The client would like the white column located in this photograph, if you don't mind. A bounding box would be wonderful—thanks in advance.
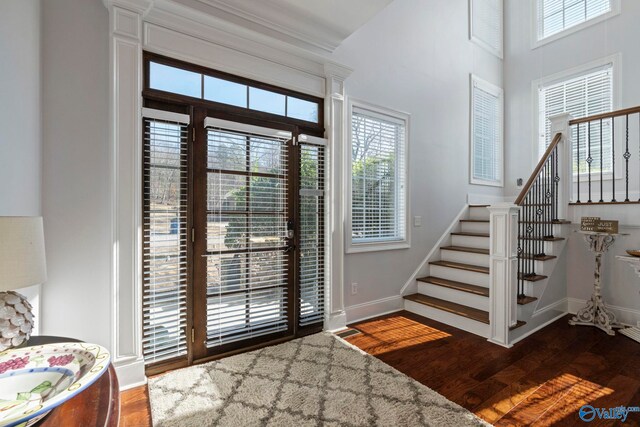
[324,63,351,330]
[549,113,573,217]
[488,204,520,347]
[105,1,148,389]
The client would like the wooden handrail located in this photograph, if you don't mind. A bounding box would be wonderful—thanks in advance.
[514,132,562,206]
[568,105,640,125]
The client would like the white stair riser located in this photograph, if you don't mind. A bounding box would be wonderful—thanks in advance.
[430,265,489,287]
[404,300,490,338]
[441,250,489,268]
[469,207,490,220]
[461,221,490,234]
[418,283,489,311]
[519,241,555,254]
[452,235,490,250]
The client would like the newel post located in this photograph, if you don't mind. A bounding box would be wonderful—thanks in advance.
[549,113,574,217]
[487,204,520,347]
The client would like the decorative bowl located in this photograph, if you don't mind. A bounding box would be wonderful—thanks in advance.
[627,250,640,257]
[0,342,110,427]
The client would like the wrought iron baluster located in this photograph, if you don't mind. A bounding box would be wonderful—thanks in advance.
[599,118,604,202]
[624,114,630,202]
[588,121,592,202]
[612,117,616,202]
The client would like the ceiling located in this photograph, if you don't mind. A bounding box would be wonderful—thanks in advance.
[175,0,395,54]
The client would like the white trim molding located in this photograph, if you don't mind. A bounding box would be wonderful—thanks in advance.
[532,0,621,49]
[345,295,404,324]
[345,98,411,254]
[470,75,504,187]
[104,0,353,389]
[568,297,640,327]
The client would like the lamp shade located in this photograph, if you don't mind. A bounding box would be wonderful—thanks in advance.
[0,217,47,291]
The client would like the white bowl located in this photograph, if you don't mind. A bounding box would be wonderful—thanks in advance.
[0,342,110,427]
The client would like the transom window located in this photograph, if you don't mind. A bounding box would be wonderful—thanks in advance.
[536,0,618,42]
[347,100,409,252]
[147,58,320,124]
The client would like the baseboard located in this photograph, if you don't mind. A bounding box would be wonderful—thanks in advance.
[325,310,347,331]
[533,297,568,318]
[114,357,147,391]
[345,295,404,324]
[399,204,469,296]
[509,310,569,346]
[568,297,640,326]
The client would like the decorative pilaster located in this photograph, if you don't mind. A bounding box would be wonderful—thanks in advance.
[105,0,147,388]
[487,204,520,347]
[324,63,352,330]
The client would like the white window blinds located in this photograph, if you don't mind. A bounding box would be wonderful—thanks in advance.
[351,107,407,245]
[142,110,190,365]
[538,63,613,173]
[471,77,503,186]
[471,0,503,57]
[537,0,612,40]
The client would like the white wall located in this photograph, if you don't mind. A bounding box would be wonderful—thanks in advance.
[0,0,41,216]
[41,0,111,348]
[504,0,640,197]
[332,0,503,320]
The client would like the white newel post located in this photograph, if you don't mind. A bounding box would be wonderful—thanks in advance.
[549,113,574,216]
[324,64,351,331]
[488,204,520,347]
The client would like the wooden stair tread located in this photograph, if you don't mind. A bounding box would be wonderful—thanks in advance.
[460,219,489,223]
[417,276,490,297]
[510,320,526,330]
[429,260,490,274]
[517,296,538,305]
[518,273,547,282]
[519,236,565,241]
[518,253,557,261]
[404,294,489,324]
[441,246,489,255]
[469,204,489,208]
[450,232,490,238]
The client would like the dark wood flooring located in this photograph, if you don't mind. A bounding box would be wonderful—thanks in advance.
[120,311,640,426]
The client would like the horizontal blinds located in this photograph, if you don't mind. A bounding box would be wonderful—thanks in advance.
[299,139,325,327]
[351,108,406,244]
[539,64,613,173]
[142,113,189,364]
[471,0,503,56]
[472,80,503,183]
[205,120,290,347]
[538,0,611,40]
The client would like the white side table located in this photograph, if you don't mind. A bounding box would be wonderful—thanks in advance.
[616,255,640,342]
[569,231,626,335]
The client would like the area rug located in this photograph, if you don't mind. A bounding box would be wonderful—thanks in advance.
[148,333,488,426]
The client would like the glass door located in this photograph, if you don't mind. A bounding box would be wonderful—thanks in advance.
[193,116,296,359]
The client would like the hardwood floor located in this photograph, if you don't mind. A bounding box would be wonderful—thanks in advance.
[120,311,640,426]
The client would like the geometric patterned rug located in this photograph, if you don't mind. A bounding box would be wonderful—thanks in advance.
[148,333,489,426]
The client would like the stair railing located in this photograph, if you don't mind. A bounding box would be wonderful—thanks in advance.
[569,106,640,204]
[487,114,572,347]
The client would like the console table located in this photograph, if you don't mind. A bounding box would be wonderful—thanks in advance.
[616,255,640,343]
[21,336,120,426]
[569,231,626,335]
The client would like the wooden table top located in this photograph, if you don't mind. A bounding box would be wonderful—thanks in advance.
[22,336,120,427]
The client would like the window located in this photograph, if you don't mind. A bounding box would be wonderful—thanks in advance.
[536,60,614,174]
[347,100,409,252]
[146,57,321,124]
[470,0,503,58]
[535,0,620,44]
[471,76,504,187]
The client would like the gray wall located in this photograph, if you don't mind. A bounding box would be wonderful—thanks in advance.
[41,0,111,348]
[0,0,41,216]
[332,0,503,315]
